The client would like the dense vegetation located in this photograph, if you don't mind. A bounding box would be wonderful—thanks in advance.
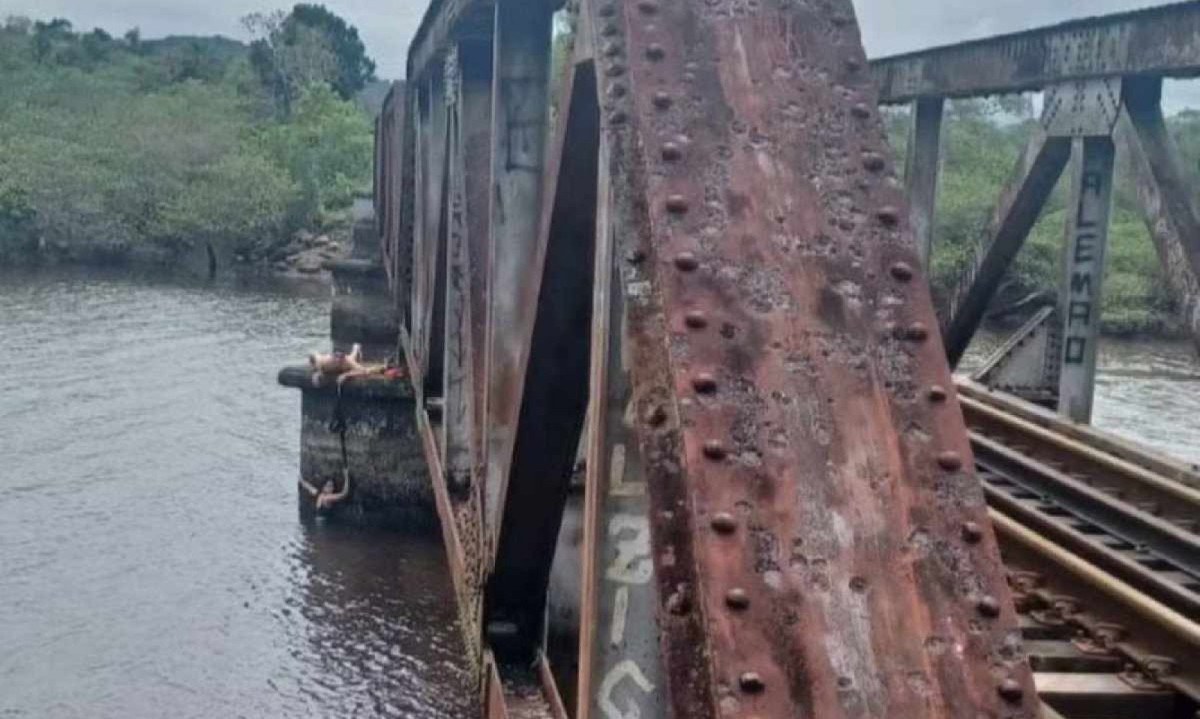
[3,8,1197,332]
[888,99,1200,335]
[0,8,375,269]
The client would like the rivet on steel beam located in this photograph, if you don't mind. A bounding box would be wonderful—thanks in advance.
[862,153,886,172]
[609,109,628,125]
[684,310,709,329]
[831,12,853,27]
[850,103,872,119]
[961,521,984,544]
[725,588,750,609]
[626,248,646,264]
[637,0,659,14]
[889,261,914,282]
[936,451,963,471]
[711,512,737,534]
[928,385,948,402]
[609,82,628,97]
[652,91,672,109]
[844,57,862,73]
[606,63,626,78]
[849,576,868,593]
[645,43,665,60]
[997,678,1024,703]
[692,372,718,394]
[703,440,728,460]
[661,142,683,161]
[597,3,617,16]
[601,23,620,37]
[643,404,668,427]
[976,596,1002,618]
[602,41,623,58]
[739,672,766,694]
[673,252,699,272]
[665,195,690,214]
[906,322,929,342]
[877,206,901,227]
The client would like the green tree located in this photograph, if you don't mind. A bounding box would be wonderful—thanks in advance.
[290,4,375,99]
[244,9,337,115]
[257,82,373,226]
[245,4,375,113]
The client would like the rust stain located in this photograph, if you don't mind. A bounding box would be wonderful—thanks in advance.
[607,0,1036,715]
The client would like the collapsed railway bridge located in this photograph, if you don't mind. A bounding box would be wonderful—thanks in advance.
[289,1,1200,717]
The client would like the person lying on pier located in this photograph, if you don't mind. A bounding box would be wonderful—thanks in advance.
[307,343,398,389]
[300,467,352,511]
[308,343,364,387]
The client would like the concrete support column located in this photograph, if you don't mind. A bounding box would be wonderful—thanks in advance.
[1057,137,1116,423]
[905,96,944,267]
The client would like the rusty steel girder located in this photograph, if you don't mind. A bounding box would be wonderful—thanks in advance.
[871,1,1200,104]
[574,0,1034,715]
[391,0,1041,716]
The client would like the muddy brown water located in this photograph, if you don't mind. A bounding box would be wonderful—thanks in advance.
[0,268,473,718]
[2,267,1198,717]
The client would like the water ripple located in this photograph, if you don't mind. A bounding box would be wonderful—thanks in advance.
[0,268,473,718]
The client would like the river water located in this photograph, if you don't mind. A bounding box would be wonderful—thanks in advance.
[0,268,473,719]
[2,269,1199,718]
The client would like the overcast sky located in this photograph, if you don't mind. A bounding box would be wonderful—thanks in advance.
[0,0,1173,83]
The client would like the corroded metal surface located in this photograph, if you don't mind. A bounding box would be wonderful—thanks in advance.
[383,0,1200,716]
[872,1,1200,103]
[585,0,1033,715]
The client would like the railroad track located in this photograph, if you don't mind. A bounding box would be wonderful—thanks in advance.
[956,380,1200,718]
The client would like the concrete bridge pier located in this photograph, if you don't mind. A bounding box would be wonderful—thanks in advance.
[278,200,433,524]
[327,200,401,362]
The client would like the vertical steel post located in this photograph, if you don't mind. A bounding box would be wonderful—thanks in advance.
[905,97,944,267]
[1125,76,1200,353]
[483,0,554,553]
[1057,137,1116,423]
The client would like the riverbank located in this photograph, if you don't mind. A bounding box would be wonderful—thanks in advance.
[0,219,355,281]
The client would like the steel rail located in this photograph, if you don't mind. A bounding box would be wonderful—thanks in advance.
[958,380,1200,490]
[976,439,1200,617]
[997,516,1200,711]
[991,508,1200,652]
[961,395,1200,525]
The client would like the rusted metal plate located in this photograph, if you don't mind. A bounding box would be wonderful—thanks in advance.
[589,0,1036,714]
[872,1,1200,104]
[971,306,1060,402]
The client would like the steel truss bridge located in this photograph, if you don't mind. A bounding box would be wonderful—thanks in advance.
[365,1,1200,716]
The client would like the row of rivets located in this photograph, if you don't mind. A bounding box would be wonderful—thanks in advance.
[635,6,766,699]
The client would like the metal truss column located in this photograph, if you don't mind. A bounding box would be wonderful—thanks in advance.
[484,0,554,557]
[1057,136,1116,423]
[1124,76,1200,354]
[905,96,944,267]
